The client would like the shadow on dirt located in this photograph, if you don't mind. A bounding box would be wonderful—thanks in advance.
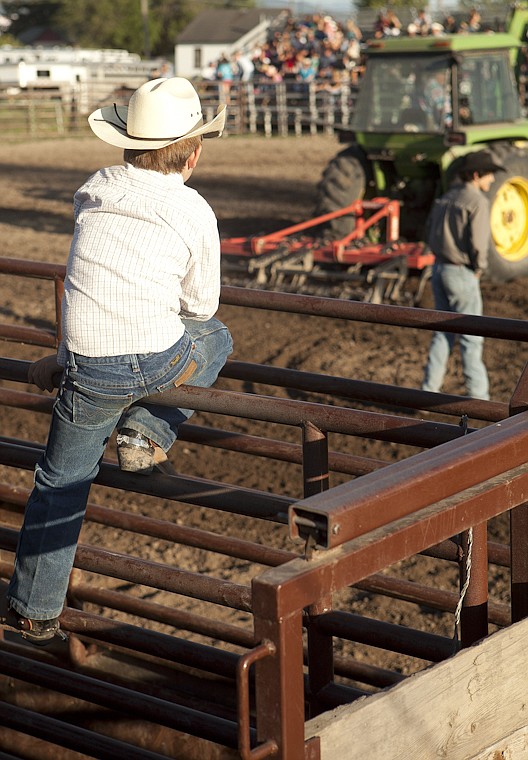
[0,207,72,235]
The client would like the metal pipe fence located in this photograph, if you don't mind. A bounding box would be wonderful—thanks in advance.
[198,80,359,138]
[0,257,527,759]
[0,80,358,139]
[5,71,528,141]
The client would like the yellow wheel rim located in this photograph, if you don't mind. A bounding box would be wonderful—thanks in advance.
[490,175,528,262]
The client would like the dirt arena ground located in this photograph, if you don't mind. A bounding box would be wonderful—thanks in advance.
[0,134,526,694]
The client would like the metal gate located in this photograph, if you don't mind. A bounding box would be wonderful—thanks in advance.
[0,257,527,759]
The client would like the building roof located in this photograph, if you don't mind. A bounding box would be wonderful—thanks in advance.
[175,8,287,45]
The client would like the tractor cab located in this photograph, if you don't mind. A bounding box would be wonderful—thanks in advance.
[352,47,522,137]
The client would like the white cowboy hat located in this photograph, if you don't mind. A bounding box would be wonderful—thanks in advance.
[88,77,226,150]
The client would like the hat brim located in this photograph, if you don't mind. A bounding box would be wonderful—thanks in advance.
[460,156,506,175]
[485,162,506,173]
[88,103,226,149]
[462,163,506,176]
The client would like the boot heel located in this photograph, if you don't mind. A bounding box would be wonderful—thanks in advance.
[116,428,155,475]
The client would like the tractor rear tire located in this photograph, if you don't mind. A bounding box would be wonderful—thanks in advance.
[314,145,372,239]
[486,143,528,282]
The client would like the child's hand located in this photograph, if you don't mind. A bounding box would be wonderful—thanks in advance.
[28,355,63,391]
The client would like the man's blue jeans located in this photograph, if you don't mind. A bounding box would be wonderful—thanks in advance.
[422,263,489,400]
[8,317,232,620]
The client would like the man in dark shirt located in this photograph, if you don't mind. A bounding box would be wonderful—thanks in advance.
[421,150,505,400]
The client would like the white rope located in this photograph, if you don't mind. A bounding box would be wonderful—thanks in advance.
[453,414,472,644]
[453,526,473,643]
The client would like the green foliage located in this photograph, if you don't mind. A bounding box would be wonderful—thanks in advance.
[55,0,145,52]
[3,2,61,35]
[143,1,195,57]
[1,0,256,57]
[0,33,21,46]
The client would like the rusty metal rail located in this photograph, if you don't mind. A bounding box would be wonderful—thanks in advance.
[0,257,527,759]
[252,448,528,756]
[0,359,474,449]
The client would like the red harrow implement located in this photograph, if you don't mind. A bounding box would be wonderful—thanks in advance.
[221,198,434,304]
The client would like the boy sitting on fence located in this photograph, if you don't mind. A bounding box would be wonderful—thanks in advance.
[3,77,233,643]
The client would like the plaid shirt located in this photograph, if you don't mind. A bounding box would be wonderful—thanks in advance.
[58,163,221,364]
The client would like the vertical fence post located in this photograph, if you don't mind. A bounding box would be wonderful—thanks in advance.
[264,108,272,138]
[277,82,288,136]
[55,100,65,135]
[253,577,306,759]
[27,100,36,137]
[302,422,333,717]
[232,82,242,134]
[511,502,528,623]
[325,95,335,135]
[302,421,329,499]
[459,521,489,647]
[509,363,528,622]
[294,108,302,136]
[340,84,351,126]
[308,83,318,135]
[246,82,257,134]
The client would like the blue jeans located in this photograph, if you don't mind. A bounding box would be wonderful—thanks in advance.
[8,317,232,620]
[422,264,489,400]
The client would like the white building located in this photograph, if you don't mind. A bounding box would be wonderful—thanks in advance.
[174,8,287,79]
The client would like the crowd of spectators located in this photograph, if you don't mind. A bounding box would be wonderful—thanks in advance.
[200,8,496,98]
[398,7,493,37]
[201,12,364,99]
[202,9,498,101]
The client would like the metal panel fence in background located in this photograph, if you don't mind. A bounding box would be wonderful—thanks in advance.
[0,79,359,139]
[0,257,527,758]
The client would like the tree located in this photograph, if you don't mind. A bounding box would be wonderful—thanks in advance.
[55,0,146,52]
[3,2,62,37]
[142,0,196,58]
[2,0,257,57]
[0,33,21,47]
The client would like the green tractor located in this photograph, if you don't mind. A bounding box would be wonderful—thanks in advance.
[315,4,528,281]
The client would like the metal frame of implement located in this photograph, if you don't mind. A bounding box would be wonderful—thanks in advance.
[221,198,435,303]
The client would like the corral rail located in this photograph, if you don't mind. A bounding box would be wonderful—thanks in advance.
[0,257,527,759]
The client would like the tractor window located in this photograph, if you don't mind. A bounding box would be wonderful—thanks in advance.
[457,53,522,125]
[352,54,452,134]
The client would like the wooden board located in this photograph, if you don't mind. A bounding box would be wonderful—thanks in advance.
[306,618,528,760]
[475,724,528,759]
